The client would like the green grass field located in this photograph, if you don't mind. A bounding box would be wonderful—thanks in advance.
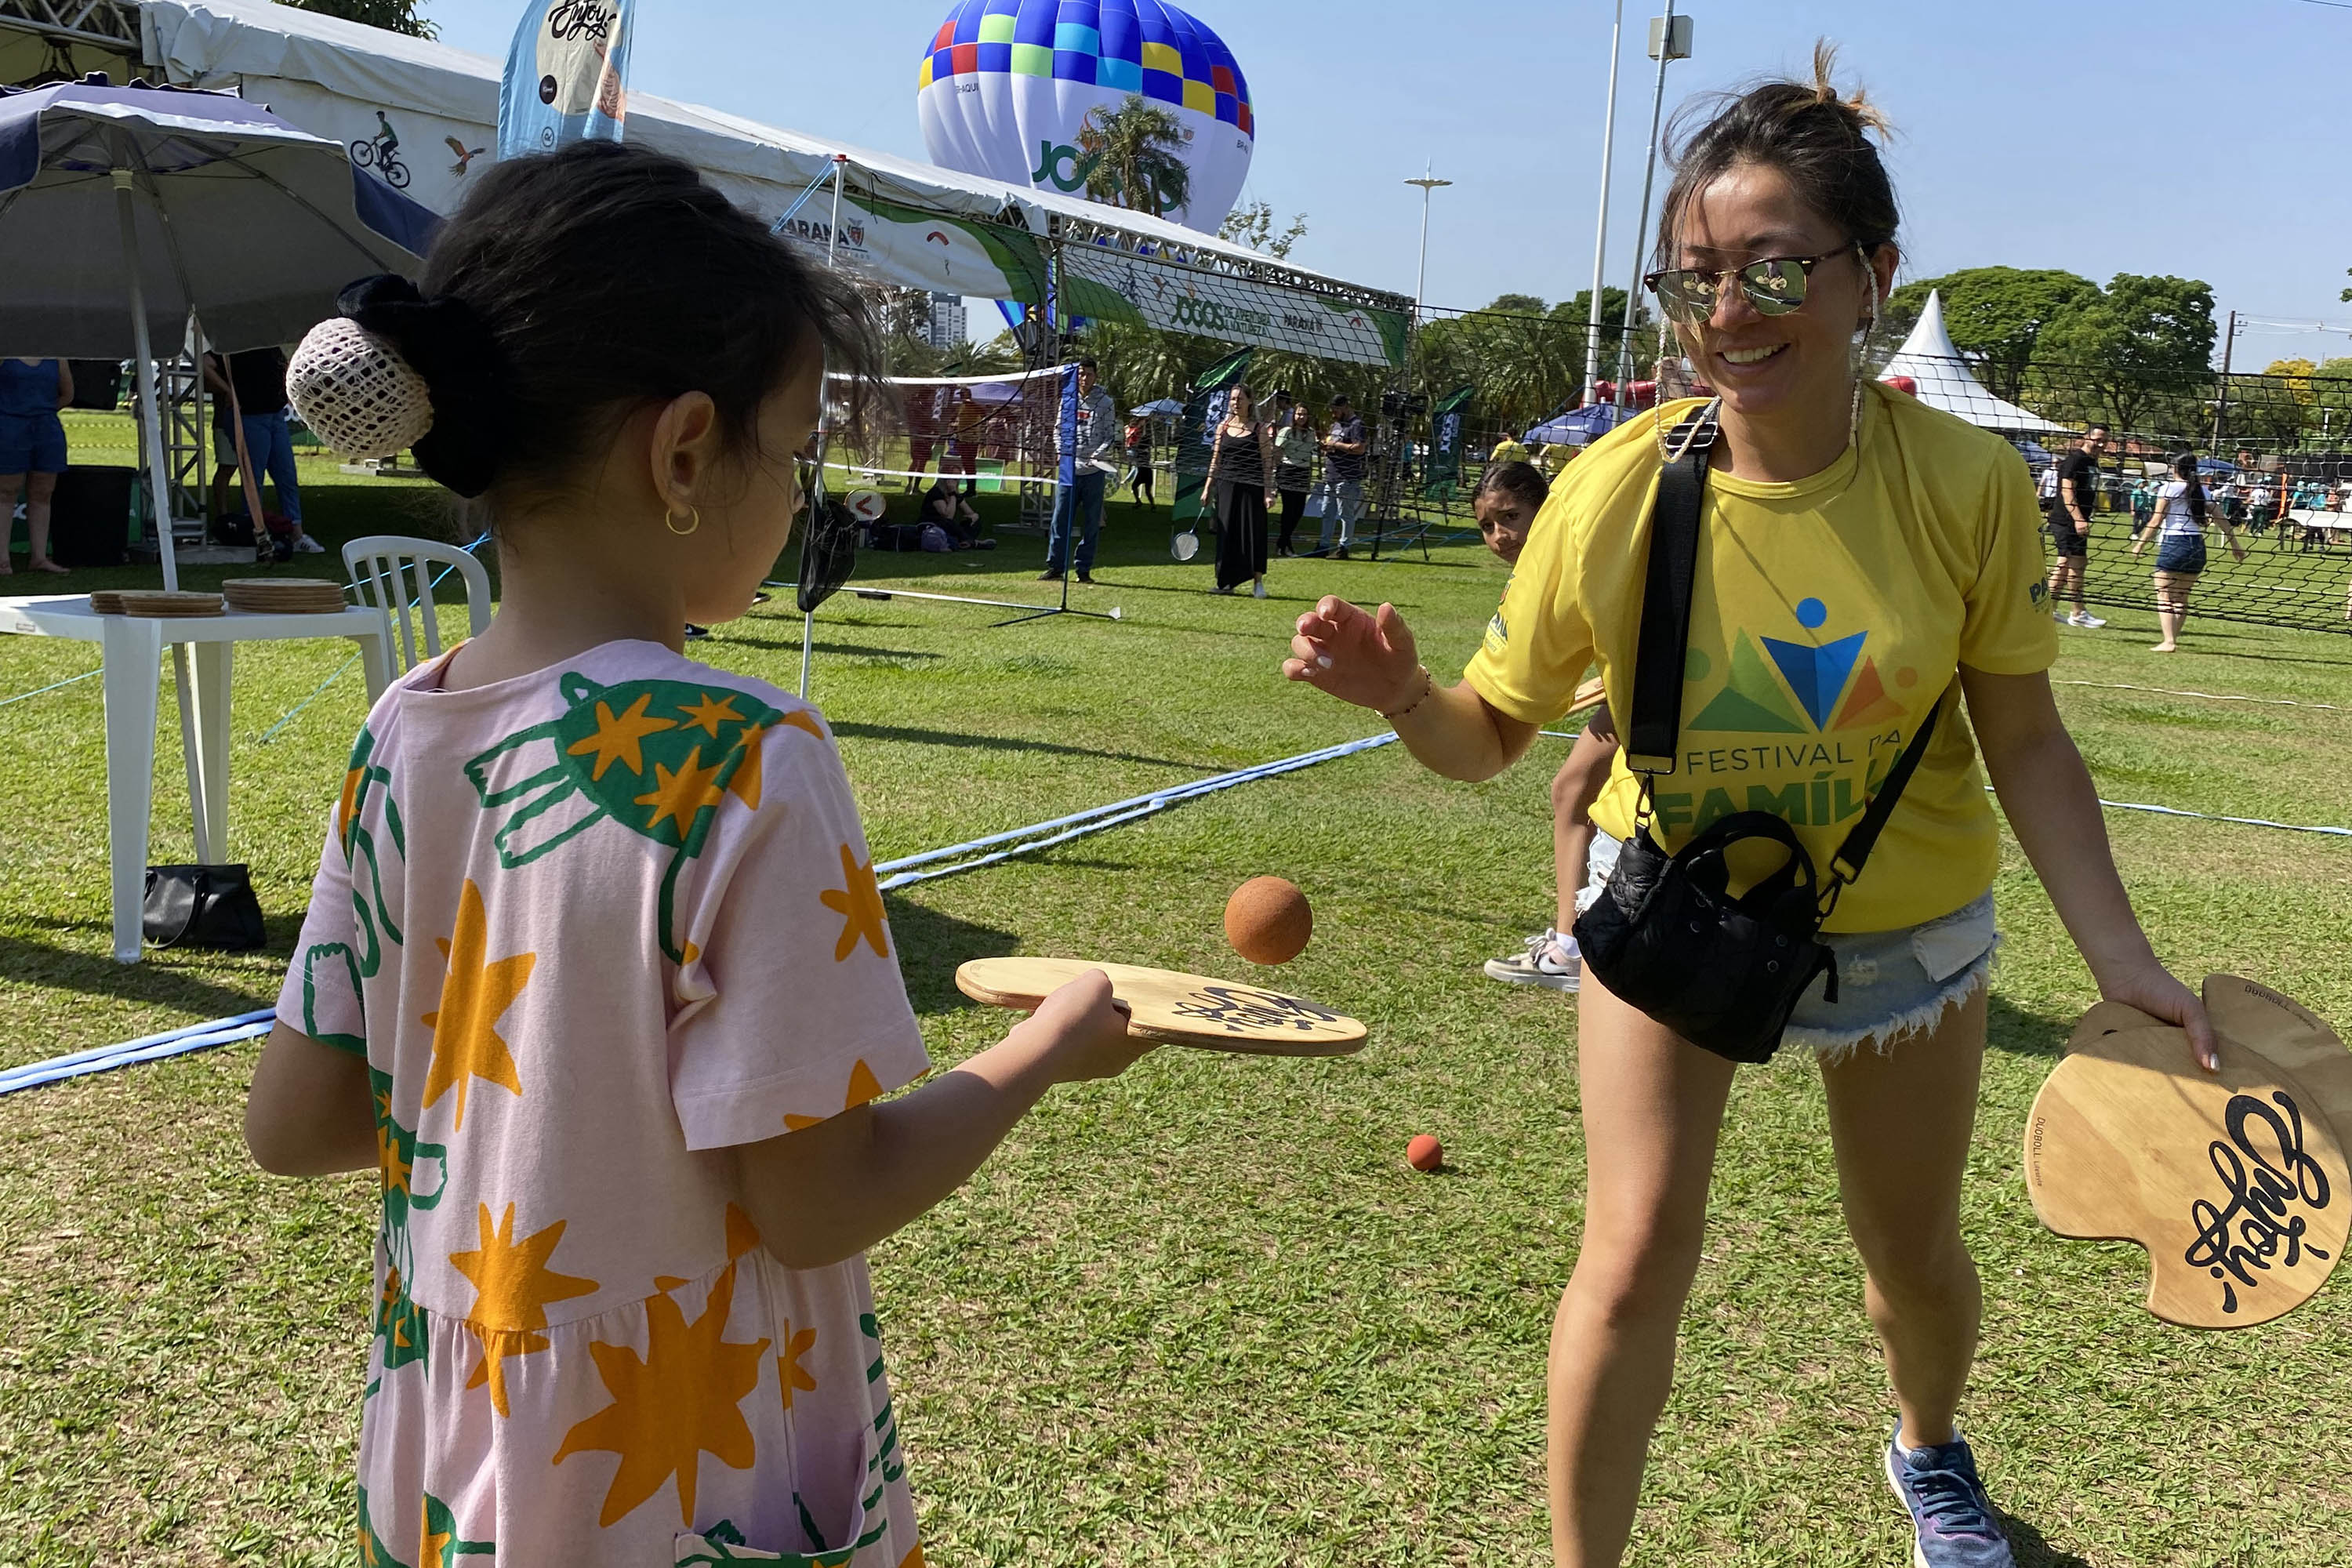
[2,465,2349,1567]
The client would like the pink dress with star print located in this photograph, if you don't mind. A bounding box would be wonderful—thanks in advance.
[276,639,931,1567]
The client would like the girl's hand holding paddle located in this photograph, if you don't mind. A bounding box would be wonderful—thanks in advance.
[1014,969,1149,1082]
[1283,595,1422,712]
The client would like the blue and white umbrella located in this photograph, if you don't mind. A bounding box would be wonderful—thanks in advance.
[0,74,439,586]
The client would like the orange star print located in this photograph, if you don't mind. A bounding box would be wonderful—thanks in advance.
[676,691,745,737]
[777,1320,818,1410]
[552,1262,771,1526]
[564,692,676,781]
[818,843,890,961]
[634,746,726,837]
[448,1202,599,1417]
[420,879,534,1131]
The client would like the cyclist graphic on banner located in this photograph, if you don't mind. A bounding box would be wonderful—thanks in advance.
[497,0,637,160]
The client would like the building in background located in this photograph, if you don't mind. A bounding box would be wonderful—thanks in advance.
[926,292,967,349]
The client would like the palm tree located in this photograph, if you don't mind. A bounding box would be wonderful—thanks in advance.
[1077,96,1192,220]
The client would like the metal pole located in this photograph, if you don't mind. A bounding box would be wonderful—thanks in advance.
[1617,1,1681,404]
[799,610,814,699]
[114,167,180,593]
[824,154,847,272]
[1406,169,1450,324]
[116,155,212,862]
[2211,308,2237,451]
[1583,0,1624,405]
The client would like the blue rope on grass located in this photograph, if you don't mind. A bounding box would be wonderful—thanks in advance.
[2,731,1404,1095]
[0,1007,274,1096]
[0,667,99,710]
[255,653,360,746]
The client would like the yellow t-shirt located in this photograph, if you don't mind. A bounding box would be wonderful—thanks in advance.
[1464,386,2060,933]
[1489,437,1532,465]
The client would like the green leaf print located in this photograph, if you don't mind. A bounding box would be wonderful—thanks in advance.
[461,672,791,963]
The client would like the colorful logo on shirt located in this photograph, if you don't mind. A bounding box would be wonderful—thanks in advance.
[1686,596,1914,735]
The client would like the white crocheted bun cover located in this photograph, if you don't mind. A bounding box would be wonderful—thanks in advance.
[286,317,434,461]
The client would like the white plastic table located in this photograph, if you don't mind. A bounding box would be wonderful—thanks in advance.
[0,593,392,963]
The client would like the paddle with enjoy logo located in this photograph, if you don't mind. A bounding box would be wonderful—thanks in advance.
[2024,976,2350,1328]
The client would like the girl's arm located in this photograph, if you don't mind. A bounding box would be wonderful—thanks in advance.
[1959,665,2218,1069]
[1283,596,1539,782]
[1200,425,1222,505]
[55,361,73,409]
[246,1022,378,1175]
[732,972,1144,1269]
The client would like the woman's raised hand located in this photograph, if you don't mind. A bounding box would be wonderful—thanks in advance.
[1283,596,1422,712]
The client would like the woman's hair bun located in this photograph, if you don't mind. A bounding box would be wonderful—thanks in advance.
[307,273,513,499]
[286,315,435,465]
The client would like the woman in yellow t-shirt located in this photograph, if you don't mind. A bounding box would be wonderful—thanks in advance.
[1280,48,2216,1568]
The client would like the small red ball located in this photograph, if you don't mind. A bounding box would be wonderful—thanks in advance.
[1406,1134,1443,1172]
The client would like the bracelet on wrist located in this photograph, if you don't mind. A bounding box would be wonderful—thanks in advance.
[1381,667,1434,722]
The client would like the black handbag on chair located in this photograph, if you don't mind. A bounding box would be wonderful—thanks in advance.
[1570,405,1944,1064]
[143,864,267,951]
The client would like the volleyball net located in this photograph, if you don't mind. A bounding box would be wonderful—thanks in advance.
[820,364,1071,497]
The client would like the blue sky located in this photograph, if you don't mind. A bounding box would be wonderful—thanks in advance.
[430,0,2352,368]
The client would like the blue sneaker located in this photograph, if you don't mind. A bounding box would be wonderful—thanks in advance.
[1883,1428,2015,1567]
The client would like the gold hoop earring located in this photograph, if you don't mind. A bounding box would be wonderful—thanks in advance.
[666,504,700,537]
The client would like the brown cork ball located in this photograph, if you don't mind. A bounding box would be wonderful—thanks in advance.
[1224,876,1312,966]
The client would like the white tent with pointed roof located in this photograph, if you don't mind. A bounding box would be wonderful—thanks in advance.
[1878,289,2070,434]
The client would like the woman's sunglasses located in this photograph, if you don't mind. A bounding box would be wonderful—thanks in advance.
[1642,249,1851,325]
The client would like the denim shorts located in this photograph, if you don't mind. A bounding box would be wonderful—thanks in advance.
[0,412,67,475]
[1581,832,1998,1060]
[2154,532,2206,574]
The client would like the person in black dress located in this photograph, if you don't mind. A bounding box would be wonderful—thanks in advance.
[1200,383,1277,597]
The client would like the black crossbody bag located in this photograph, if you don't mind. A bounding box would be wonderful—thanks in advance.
[1570,407,1944,1064]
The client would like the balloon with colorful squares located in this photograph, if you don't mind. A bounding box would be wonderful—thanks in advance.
[916,0,1255,233]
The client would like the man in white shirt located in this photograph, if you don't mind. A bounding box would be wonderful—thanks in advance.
[1043,358,1120,583]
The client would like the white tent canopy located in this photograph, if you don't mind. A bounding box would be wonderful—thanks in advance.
[116,0,1409,363]
[1878,289,2070,436]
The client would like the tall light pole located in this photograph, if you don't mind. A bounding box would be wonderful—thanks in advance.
[1617,4,1692,405]
[1406,167,1452,325]
[1583,1,1624,406]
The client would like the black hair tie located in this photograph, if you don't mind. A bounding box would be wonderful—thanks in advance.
[338,274,512,499]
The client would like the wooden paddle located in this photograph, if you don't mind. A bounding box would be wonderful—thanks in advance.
[2200,973,2352,1146]
[955,956,1366,1057]
[2025,1022,2347,1328]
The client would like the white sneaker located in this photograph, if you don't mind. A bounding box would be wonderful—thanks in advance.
[2071,612,2107,628]
[1483,930,1581,991]
[1253,579,1267,599]
[292,534,325,554]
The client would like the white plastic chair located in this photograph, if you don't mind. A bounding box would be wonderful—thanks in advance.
[343,534,493,674]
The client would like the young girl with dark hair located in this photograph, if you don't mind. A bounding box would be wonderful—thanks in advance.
[2131,451,2245,652]
[1470,461,1627,996]
[1285,45,2213,1568]
[245,142,1144,1566]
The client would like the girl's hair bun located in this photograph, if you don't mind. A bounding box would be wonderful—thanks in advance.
[286,315,435,466]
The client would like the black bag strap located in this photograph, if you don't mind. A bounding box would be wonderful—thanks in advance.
[1626,405,1719,775]
[1826,685,1945,887]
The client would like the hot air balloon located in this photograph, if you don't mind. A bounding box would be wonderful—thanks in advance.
[916,0,1254,234]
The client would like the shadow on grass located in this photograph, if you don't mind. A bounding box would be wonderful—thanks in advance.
[0,930,274,1023]
[1999,1510,2092,1568]
[830,720,1207,771]
[1987,994,2071,1061]
[717,633,943,661]
[885,896,1018,1015]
